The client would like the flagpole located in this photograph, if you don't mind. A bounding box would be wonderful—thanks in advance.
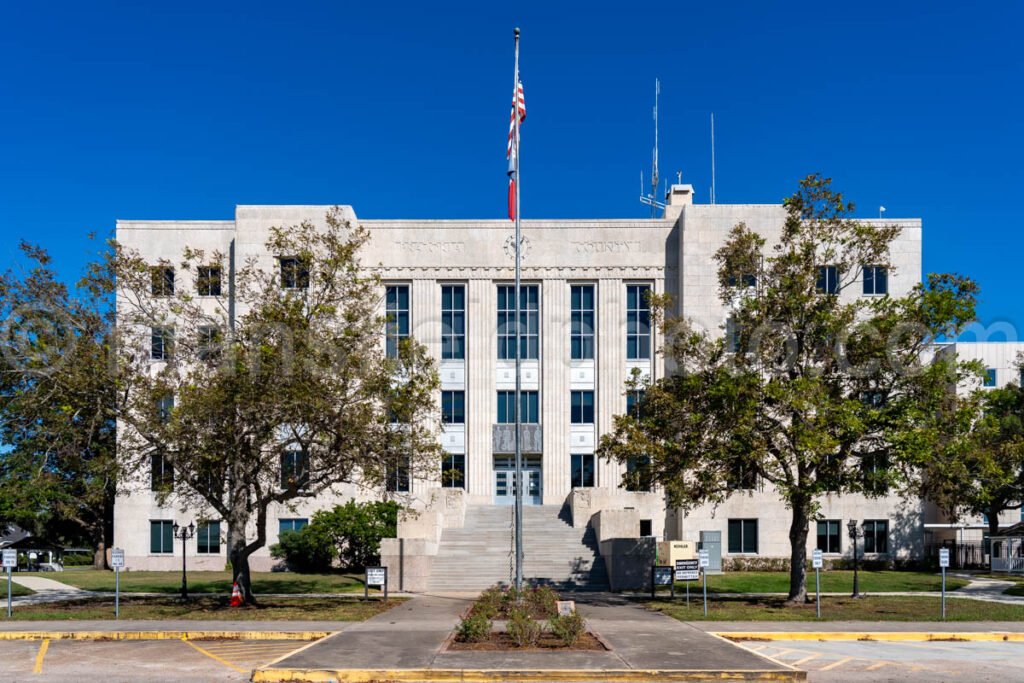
[512,26,524,593]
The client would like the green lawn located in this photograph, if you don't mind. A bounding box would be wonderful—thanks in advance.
[22,570,371,595]
[6,581,34,597]
[10,595,400,621]
[1004,584,1024,596]
[649,594,1024,621]
[656,570,967,594]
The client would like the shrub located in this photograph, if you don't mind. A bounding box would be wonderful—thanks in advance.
[456,612,492,643]
[269,528,335,573]
[548,611,585,647]
[471,586,504,619]
[525,585,559,619]
[507,606,542,648]
[311,500,400,570]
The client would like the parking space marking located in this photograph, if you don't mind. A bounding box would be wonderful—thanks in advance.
[182,638,247,674]
[791,653,821,666]
[32,639,49,674]
[866,661,890,671]
[818,656,854,671]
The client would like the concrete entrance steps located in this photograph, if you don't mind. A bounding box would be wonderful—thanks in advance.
[426,505,608,592]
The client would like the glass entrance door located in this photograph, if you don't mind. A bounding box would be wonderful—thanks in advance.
[494,456,541,505]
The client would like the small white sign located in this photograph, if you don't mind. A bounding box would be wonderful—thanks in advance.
[939,548,950,569]
[675,559,700,581]
[366,566,387,587]
[812,549,823,569]
[111,548,125,569]
[698,550,710,568]
[556,600,576,616]
[2,549,16,569]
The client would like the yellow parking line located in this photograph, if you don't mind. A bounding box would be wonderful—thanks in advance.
[866,662,889,671]
[182,637,247,674]
[819,657,854,671]
[32,639,49,674]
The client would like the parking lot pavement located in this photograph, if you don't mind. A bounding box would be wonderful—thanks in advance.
[0,638,316,682]
[737,639,1024,682]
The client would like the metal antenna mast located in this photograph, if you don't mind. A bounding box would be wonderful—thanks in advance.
[640,79,666,214]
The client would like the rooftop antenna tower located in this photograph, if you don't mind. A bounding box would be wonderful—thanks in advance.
[640,78,666,215]
[710,112,717,204]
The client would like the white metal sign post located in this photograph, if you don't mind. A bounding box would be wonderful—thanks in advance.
[698,550,710,616]
[111,548,125,619]
[3,549,16,618]
[939,548,950,619]
[812,549,823,619]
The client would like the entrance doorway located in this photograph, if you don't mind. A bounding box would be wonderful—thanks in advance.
[494,456,541,505]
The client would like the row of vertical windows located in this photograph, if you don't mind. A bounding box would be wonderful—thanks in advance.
[497,285,540,360]
[626,284,652,360]
[570,285,596,360]
[724,519,891,556]
[496,391,539,424]
[149,326,220,361]
[816,265,890,295]
[440,390,596,424]
[150,266,223,297]
[385,285,410,359]
[441,285,466,360]
[148,520,220,554]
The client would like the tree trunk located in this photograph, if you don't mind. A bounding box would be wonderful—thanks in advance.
[786,498,811,605]
[228,533,257,606]
[93,539,107,570]
[987,503,1001,539]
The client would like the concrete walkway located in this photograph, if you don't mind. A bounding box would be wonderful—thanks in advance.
[8,576,95,606]
[258,592,797,681]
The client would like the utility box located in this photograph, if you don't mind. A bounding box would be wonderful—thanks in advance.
[698,530,723,574]
[657,540,695,567]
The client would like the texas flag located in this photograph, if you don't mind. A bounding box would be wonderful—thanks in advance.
[506,80,525,221]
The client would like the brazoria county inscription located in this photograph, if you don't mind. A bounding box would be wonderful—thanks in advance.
[397,241,466,254]
[571,241,642,254]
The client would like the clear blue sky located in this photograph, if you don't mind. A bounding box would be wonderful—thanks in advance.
[1,1,1021,334]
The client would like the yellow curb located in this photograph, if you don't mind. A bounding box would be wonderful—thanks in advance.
[0,630,329,641]
[251,668,806,682]
[714,631,1024,642]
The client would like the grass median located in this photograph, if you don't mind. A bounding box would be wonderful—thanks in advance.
[9,594,401,620]
[648,594,1024,621]
[22,570,367,594]
[5,582,34,597]
[660,570,968,594]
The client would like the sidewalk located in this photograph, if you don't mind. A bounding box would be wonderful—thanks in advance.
[8,576,94,606]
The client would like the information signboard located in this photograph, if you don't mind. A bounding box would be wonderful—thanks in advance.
[1,550,15,569]
[652,566,673,586]
[366,567,387,586]
[111,548,125,569]
[812,549,823,569]
[938,548,950,569]
[675,559,699,581]
[698,550,710,568]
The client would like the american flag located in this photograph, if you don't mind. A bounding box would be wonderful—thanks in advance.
[507,80,525,221]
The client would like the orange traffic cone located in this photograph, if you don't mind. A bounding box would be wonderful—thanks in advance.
[230,581,243,607]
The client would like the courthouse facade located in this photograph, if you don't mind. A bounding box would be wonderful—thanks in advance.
[115,184,936,574]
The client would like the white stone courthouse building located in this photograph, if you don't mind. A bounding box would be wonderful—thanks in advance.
[115,184,939,589]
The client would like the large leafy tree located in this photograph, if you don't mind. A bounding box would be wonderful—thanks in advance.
[114,209,439,603]
[921,366,1024,538]
[0,242,119,566]
[599,175,978,603]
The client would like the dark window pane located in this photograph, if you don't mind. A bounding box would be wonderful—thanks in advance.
[197,267,222,296]
[151,267,175,296]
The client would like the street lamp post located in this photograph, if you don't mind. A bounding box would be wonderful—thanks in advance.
[173,521,196,602]
[847,519,863,599]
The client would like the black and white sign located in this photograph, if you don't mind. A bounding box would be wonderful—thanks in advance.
[366,566,387,587]
[938,548,950,569]
[812,549,823,569]
[653,566,673,586]
[698,550,710,568]
[111,548,125,569]
[1,549,15,569]
[675,559,699,581]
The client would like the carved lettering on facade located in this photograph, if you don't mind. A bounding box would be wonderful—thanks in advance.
[571,241,642,254]
[397,241,466,254]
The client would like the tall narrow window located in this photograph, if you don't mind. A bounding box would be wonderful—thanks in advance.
[280,451,310,490]
[816,520,842,553]
[816,265,839,294]
[626,284,651,360]
[197,521,221,554]
[863,520,889,553]
[150,267,175,296]
[727,519,758,554]
[385,285,410,359]
[570,285,595,360]
[151,327,173,361]
[150,453,174,491]
[571,453,595,488]
[386,458,410,492]
[150,520,174,554]
[441,454,465,488]
[156,394,174,423]
[627,390,646,418]
[198,325,221,361]
[279,257,309,290]
[625,456,652,492]
[196,266,222,296]
[570,390,595,424]
[862,265,888,295]
[726,317,742,353]
[984,368,997,387]
[441,390,465,424]
[726,461,757,490]
[496,390,539,423]
[441,285,465,360]
[497,285,539,360]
